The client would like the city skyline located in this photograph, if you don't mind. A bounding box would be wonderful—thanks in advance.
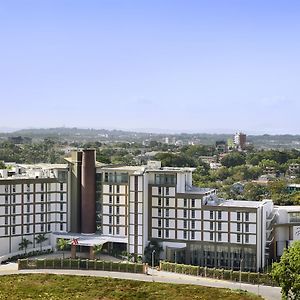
[1,1,300,134]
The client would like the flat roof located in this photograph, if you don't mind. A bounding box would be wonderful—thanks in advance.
[220,200,264,208]
[52,232,127,246]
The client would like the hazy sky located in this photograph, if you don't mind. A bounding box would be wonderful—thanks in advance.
[0,0,299,134]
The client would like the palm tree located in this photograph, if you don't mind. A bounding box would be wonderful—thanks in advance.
[35,233,47,251]
[93,244,103,260]
[57,238,69,259]
[19,238,32,255]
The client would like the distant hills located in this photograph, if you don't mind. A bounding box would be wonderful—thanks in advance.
[0,127,299,149]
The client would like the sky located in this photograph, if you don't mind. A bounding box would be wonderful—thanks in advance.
[0,0,300,134]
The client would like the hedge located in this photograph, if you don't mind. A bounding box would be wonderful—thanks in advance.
[160,261,276,286]
[18,259,145,274]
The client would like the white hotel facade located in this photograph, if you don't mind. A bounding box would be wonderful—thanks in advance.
[0,150,299,272]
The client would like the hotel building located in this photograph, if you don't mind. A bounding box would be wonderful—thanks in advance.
[0,149,300,272]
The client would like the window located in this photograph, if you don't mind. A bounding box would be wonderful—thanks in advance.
[183,220,187,229]
[109,206,112,214]
[165,208,169,217]
[12,226,16,235]
[27,184,30,192]
[158,219,162,227]
[109,226,112,234]
[27,204,30,213]
[158,208,162,217]
[158,198,162,206]
[27,215,30,223]
[218,222,222,231]
[245,235,249,243]
[116,206,120,214]
[60,183,64,191]
[116,196,120,204]
[48,194,51,201]
[12,185,16,193]
[116,216,120,225]
[218,211,222,220]
[41,214,44,222]
[237,223,241,232]
[60,213,63,221]
[60,223,63,231]
[191,199,195,208]
[184,199,187,207]
[40,183,44,191]
[165,219,169,228]
[237,212,241,221]
[26,225,30,233]
[218,233,222,241]
[158,187,162,195]
[109,216,112,224]
[5,195,8,204]
[245,223,249,232]
[210,221,214,230]
[12,206,16,214]
[5,206,8,214]
[165,229,169,238]
[183,209,187,218]
[27,194,30,202]
[41,204,44,212]
[191,210,195,218]
[60,193,64,201]
[12,195,16,203]
[166,198,169,206]
[210,211,214,219]
[12,216,16,224]
[191,231,195,240]
[245,212,249,222]
[41,194,44,201]
[116,185,120,194]
[5,216,8,225]
[116,227,120,235]
[5,227,8,235]
[60,203,64,211]
[166,187,169,195]
[210,232,213,241]
[237,234,241,243]
[109,185,112,193]
[158,229,162,238]
[109,195,112,203]
[183,230,187,239]
[4,185,8,193]
[48,224,51,231]
[40,224,44,232]
[191,220,195,229]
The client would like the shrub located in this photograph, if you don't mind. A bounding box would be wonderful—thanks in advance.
[36,259,45,269]
[135,264,144,274]
[119,262,128,272]
[104,261,111,271]
[18,259,28,269]
[96,260,104,270]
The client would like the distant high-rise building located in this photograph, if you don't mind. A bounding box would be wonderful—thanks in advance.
[234,132,247,150]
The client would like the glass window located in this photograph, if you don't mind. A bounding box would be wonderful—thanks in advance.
[184,220,187,229]
[210,232,213,241]
[166,198,169,206]
[158,208,161,217]
[245,224,249,232]
[237,212,241,221]
[210,222,214,230]
[210,211,214,219]
[191,199,195,207]
[166,187,169,195]
[237,223,241,232]
[237,234,241,243]
[116,185,120,193]
[165,219,169,228]
[191,231,195,240]
[165,208,169,217]
[116,196,120,204]
[116,227,120,235]
[183,209,187,218]
[218,211,222,219]
[158,219,162,227]
[245,212,249,221]
[158,229,162,238]
[158,198,162,206]
[218,222,222,231]
[191,220,195,229]
[191,210,195,218]
[184,199,187,207]
[165,229,169,238]
[245,235,249,243]
[218,233,222,241]
[183,230,187,239]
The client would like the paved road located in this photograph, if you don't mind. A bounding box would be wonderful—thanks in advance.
[0,263,281,300]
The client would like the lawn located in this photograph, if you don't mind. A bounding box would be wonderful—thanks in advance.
[0,274,263,300]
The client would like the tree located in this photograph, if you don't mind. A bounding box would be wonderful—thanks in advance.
[220,152,246,168]
[271,241,300,300]
[93,244,103,259]
[35,233,47,251]
[19,238,32,255]
[56,238,69,259]
[0,161,5,169]
[144,239,163,266]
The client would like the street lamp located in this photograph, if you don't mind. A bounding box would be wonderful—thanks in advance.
[152,249,156,269]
